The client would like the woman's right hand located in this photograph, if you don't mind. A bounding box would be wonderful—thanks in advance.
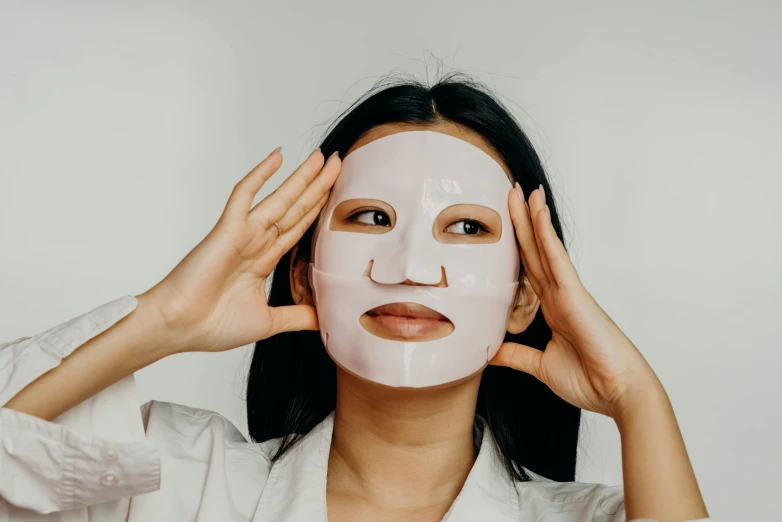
[140,146,341,353]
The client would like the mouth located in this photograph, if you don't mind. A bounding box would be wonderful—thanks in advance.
[359,302,454,341]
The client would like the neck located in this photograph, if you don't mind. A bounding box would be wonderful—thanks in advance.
[327,368,482,516]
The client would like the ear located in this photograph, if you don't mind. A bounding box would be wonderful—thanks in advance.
[507,276,540,334]
[289,244,314,305]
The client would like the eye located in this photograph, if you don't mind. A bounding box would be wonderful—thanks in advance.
[445,219,488,235]
[349,209,391,227]
[330,199,396,234]
[433,204,500,244]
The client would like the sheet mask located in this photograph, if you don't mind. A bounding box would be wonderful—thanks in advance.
[310,130,520,387]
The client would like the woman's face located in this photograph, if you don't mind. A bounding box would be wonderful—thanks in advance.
[299,122,532,388]
[332,123,512,341]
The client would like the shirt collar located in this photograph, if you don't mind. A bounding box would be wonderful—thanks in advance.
[253,411,518,522]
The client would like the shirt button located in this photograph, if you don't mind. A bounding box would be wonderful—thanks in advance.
[100,471,119,487]
[100,443,119,461]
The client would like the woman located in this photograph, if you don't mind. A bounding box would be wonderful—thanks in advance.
[0,73,710,522]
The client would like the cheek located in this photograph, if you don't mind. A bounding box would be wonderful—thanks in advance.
[313,229,379,276]
[441,236,520,285]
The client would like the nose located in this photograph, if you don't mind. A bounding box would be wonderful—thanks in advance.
[364,260,448,287]
[364,223,448,286]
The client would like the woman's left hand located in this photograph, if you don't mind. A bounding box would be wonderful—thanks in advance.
[490,183,662,419]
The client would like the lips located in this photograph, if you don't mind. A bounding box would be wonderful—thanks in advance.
[365,302,448,321]
[360,302,454,341]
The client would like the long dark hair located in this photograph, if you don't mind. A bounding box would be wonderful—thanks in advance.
[246,72,580,482]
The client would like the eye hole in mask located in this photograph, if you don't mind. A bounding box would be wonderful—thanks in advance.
[330,198,397,234]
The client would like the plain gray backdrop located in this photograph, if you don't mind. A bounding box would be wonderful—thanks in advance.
[1,2,780,520]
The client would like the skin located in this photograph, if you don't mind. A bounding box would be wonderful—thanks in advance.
[4,122,708,522]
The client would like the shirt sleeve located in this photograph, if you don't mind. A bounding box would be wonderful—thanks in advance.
[628,519,711,521]
[518,470,712,522]
[591,480,712,522]
[0,295,161,514]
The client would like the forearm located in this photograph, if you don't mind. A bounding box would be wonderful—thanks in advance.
[615,378,708,522]
[2,292,184,421]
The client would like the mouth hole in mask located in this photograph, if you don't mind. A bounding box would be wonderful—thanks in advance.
[359,302,454,342]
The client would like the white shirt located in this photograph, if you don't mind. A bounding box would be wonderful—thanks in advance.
[0,296,711,522]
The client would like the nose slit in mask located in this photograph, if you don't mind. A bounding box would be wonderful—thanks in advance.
[363,260,374,278]
[439,266,449,288]
[365,259,450,288]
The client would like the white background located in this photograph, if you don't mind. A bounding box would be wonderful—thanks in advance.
[1,1,780,520]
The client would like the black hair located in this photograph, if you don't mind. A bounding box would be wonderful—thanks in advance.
[246,71,580,482]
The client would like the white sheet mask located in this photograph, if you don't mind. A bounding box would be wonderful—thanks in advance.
[310,130,520,387]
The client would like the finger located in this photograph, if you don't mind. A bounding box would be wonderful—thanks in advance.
[253,150,340,230]
[278,191,329,249]
[509,184,549,292]
[268,304,319,336]
[252,148,326,229]
[489,342,543,382]
[537,201,580,287]
[265,192,329,261]
[530,186,555,283]
[222,147,283,221]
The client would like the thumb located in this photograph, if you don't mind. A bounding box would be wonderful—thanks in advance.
[489,342,544,381]
[268,304,320,337]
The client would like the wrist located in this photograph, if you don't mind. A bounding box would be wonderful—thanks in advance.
[610,371,670,429]
[134,289,194,355]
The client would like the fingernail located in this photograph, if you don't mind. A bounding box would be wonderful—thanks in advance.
[268,146,282,157]
[539,183,545,204]
[329,150,340,161]
[312,147,322,156]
